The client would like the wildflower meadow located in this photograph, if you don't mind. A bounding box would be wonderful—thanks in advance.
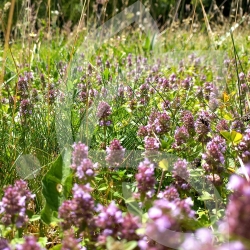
[0,0,250,249]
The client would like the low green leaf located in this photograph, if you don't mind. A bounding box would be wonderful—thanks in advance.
[198,191,213,201]
[38,237,48,247]
[41,150,73,224]
[98,186,108,191]
[223,113,234,121]
[220,130,231,141]
[50,244,62,250]
[29,214,41,222]
[231,130,243,144]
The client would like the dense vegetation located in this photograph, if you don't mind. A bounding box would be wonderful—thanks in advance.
[0,0,250,249]
[0,0,249,36]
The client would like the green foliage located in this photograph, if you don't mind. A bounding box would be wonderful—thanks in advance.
[41,151,73,224]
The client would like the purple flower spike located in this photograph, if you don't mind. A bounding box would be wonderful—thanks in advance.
[144,136,160,151]
[181,110,195,134]
[97,101,112,120]
[105,139,125,168]
[20,99,33,117]
[172,159,190,190]
[71,142,89,169]
[238,128,250,163]
[135,158,156,200]
[173,126,189,147]
[61,229,84,250]
[95,201,123,244]
[0,180,35,228]
[16,236,43,250]
[157,185,180,201]
[59,184,95,231]
[224,171,250,241]
[0,238,11,250]
[195,110,211,143]
[202,136,226,176]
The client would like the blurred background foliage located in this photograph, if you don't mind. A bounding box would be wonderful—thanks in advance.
[0,0,249,39]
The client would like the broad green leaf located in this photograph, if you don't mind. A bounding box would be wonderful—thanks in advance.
[223,113,233,121]
[106,236,137,250]
[40,203,54,225]
[220,130,231,141]
[125,197,136,203]
[231,130,243,144]
[50,244,62,250]
[11,238,24,245]
[98,186,108,191]
[142,212,149,224]
[160,139,169,149]
[103,68,109,80]
[41,151,73,224]
[38,237,48,247]
[142,36,150,51]
[198,191,213,201]
[113,191,120,197]
[124,241,137,250]
[220,130,242,144]
[29,214,41,222]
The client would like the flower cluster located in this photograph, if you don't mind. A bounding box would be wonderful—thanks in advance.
[157,185,180,201]
[105,139,125,168]
[203,82,215,101]
[138,83,150,105]
[231,120,245,133]
[59,183,95,232]
[181,228,246,250]
[181,76,192,90]
[16,236,44,250]
[224,171,250,241]
[17,76,29,95]
[77,83,87,102]
[144,136,160,151]
[47,83,58,104]
[61,229,85,250]
[173,126,189,148]
[146,197,195,247]
[20,99,33,117]
[137,110,170,137]
[209,94,219,111]
[0,238,11,250]
[75,158,96,182]
[216,119,229,132]
[158,77,169,90]
[202,136,226,185]
[194,110,211,143]
[237,127,250,163]
[135,158,156,200]
[0,180,35,228]
[97,101,112,126]
[120,214,141,241]
[148,111,171,135]
[95,202,141,245]
[71,142,96,182]
[181,110,195,134]
[71,142,88,167]
[172,159,190,190]
[17,72,33,98]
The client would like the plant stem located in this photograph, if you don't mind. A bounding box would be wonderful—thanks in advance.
[157,170,165,194]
